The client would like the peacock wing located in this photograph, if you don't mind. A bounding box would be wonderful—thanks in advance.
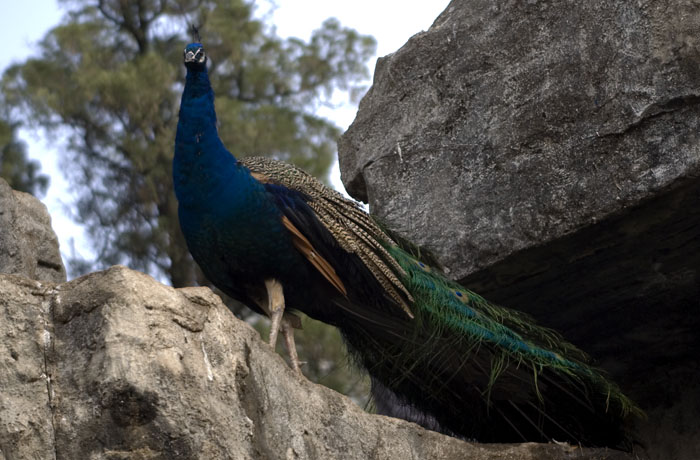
[240,156,414,318]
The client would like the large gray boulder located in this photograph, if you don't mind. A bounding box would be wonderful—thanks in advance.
[339,0,700,281]
[0,177,66,282]
[0,267,633,459]
[338,1,700,459]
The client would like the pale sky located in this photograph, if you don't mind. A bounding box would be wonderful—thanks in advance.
[1,0,451,277]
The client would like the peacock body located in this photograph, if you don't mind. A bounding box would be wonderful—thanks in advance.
[173,40,641,448]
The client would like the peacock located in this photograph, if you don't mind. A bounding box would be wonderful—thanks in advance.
[173,35,642,448]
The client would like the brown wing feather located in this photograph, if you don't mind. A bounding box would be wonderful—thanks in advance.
[280,215,347,296]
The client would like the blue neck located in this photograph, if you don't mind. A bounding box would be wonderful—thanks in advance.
[173,66,240,208]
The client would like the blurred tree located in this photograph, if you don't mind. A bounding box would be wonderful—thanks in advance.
[1,0,375,287]
[1,0,376,397]
[0,117,49,196]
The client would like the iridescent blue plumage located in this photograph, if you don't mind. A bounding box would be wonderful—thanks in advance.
[174,43,308,308]
[173,41,641,448]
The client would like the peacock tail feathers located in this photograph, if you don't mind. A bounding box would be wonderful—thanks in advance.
[387,243,642,419]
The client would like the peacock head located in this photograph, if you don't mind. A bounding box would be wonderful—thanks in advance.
[184,42,207,70]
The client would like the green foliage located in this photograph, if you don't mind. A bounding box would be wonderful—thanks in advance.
[0,118,49,196]
[1,0,375,287]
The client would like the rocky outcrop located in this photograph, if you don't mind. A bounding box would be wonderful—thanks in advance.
[338,1,700,459]
[0,177,66,283]
[0,267,634,460]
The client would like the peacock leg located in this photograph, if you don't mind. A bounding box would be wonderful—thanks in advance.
[265,278,285,348]
[264,278,303,373]
[281,318,302,373]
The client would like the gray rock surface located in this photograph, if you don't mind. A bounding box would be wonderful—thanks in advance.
[339,0,700,280]
[338,1,699,459]
[0,178,66,282]
[0,267,635,460]
[0,275,56,460]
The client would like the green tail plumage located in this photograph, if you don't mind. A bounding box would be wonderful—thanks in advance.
[389,243,640,416]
